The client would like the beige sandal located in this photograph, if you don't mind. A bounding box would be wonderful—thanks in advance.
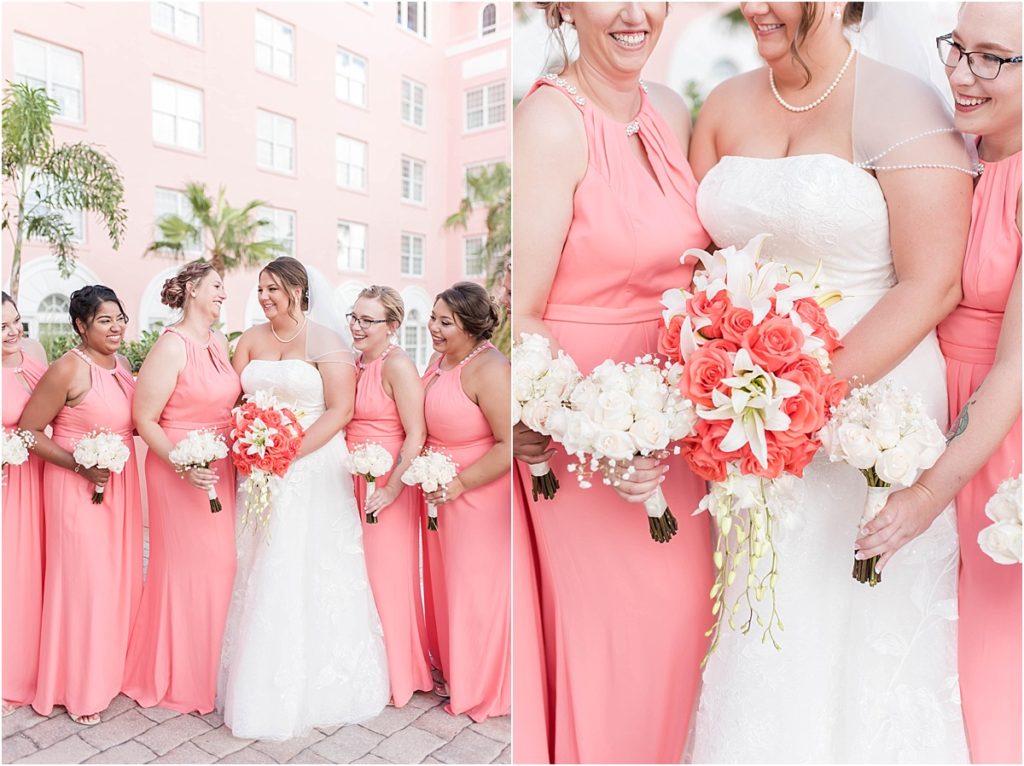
[69,712,101,726]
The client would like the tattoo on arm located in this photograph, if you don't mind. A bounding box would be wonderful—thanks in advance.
[947,391,978,444]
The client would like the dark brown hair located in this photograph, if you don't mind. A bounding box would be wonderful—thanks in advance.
[2,291,15,311]
[793,3,864,86]
[435,282,500,341]
[69,285,128,338]
[357,285,405,329]
[161,260,215,309]
[261,256,309,313]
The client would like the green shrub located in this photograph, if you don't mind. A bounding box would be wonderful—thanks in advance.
[120,327,163,373]
[40,332,77,363]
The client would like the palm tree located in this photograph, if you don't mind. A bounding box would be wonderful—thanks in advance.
[2,82,127,301]
[146,181,285,274]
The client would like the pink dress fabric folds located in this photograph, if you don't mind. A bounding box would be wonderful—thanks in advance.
[2,353,47,706]
[122,329,241,714]
[512,77,714,764]
[937,149,1022,764]
[347,349,433,707]
[33,350,143,716]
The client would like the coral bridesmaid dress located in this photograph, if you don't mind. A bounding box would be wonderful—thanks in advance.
[421,342,510,721]
[122,328,240,714]
[347,346,433,707]
[2,352,47,707]
[513,76,714,763]
[33,349,143,716]
[937,148,1022,764]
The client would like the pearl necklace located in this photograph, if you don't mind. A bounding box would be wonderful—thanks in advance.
[770,46,855,113]
[270,315,307,344]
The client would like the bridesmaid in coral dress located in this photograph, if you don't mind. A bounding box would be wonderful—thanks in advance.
[421,282,510,721]
[122,262,240,714]
[2,293,49,716]
[20,286,143,725]
[857,4,1022,762]
[512,4,713,762]
[347,285,433,707]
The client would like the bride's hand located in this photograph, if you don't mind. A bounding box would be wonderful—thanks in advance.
[604,454,668,505]
[364,482,400,517]
[854,483,942,572]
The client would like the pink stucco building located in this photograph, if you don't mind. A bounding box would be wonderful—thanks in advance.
[3,1,510,370]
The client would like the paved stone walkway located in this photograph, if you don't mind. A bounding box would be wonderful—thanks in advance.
[2,692,510,764]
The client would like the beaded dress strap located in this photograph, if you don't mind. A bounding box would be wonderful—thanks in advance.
[855,127,981,176]
[70,347,117,373]
[537,73,649,136]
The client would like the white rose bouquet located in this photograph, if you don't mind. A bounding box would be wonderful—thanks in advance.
[2,428,36,469]
[546,355,698,543]
[72,429,131,504]
[401,448,458,531]
[347,441,395,523]
[168,429,230,512]
[512,332,582,502]
[820,379,946,585]
[978,475,1022,565]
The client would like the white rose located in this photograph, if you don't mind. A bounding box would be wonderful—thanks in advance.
[569,379,600,414]
[521,398,557,433]
[978,521,1023,565]
[628,410,669,453]
[595,390,635,432]
[561,413,599,456]
[870,403,902,450]
[513,376,534,404]
[593,429,635,462]
[903,421,946,469]
[875,445,917,486]
[511,399,523,425]
[592,361,630,393]
[543,407,570,442]
[836,423,880,470]
[544,357,580,402]
[667,401,698,440]
[985,481,1022,524]
[513,346,551,383]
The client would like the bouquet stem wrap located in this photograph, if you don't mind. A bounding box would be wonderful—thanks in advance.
[643,487,678,544]
[528,460,559,502]
[426,502,438,531]
[365,478,378,523]
[207,485,222,513]
[854,484,892,586]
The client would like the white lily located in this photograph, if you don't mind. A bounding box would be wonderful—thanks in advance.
[787,309,826,356]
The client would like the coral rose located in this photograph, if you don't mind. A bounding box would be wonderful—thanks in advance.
[743,316,805,372]
[659,314,685,361]
[688,290,732,340]
[793,298,842,353]
[678,345,733,408]
[721,306,755,345]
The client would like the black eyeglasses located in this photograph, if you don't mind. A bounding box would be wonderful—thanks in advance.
[345,313,389,330]
[937,34,1022,80]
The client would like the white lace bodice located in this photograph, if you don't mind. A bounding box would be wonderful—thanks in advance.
[241,359,327,425]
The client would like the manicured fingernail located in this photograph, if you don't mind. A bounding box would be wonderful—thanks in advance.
[659,476,666,484]
[662,466,670,474]
[854,552,865,560]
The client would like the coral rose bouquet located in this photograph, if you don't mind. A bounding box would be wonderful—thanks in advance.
[401,448,458,531]
[820,379,947,585]
[168,429,230,512]
[545,355,698,543]
[658,233,847,652]
[72,429,131,503]
[977,475,1022,565]
[230,389,305,533]
[346,441,395,523]
[511,332,582,501]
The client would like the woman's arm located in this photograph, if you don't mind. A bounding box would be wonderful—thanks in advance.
[132,332,185,465]
[296,360,356,459]
[231,327,255,376]
[857,262,1022,568]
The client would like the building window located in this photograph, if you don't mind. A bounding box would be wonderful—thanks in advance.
[151,0,201,44]
[258,206,295,255]
[152,77,203,150]
[337,220,367,272]
[400,232,424,276]
[13,35,83,123]
[481,3,496,35]
[27,170,85,244]
[336,48,367,106]
[401,157,424,204]
[154,187,201,255]
[464,236,486,278]
[401,308,430,369]
[336,135,368,191]
[255,11,294,79]
[396,1,427,38]
[465,81,506,131]
[37,292,72,340]
[400,78,425,128]
[256,110,295,174]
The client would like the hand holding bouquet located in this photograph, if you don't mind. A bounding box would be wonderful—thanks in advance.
[168,429,230,512]
[347,441,395,522]
[2,428,35,468]
[820,379,946,585]
[512,332,581,501]
[978,475,1022,565]
[73,429,131,503]
[401,448,458,531]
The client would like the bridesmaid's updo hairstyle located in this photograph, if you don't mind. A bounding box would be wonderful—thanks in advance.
[161,260,214,309]
[793,2,864,86]
[357,285,405,330]
[69,285,128,338]
[435,282,500,342]
[261,256,309,313]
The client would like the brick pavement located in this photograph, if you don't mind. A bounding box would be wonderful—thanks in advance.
[2,693,510,764]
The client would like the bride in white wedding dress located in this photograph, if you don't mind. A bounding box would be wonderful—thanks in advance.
[685,3,976,762]
[218,257,388,741]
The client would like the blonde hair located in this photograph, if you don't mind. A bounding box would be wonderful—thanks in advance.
[357,285,405,329]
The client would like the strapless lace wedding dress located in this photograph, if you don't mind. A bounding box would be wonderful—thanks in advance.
[217,359,389,741]
[689,155,968,763]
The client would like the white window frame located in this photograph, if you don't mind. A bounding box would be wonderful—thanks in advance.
[256,109,295,174]
[257,206,296,255]
[465,81,506,132]
[152,77,203,151]
[396,1,428,38]
[480,3,497,36]
[255,11,294,80]
[464,235,486,278]
[151,0,201,45]
[400,77,425,128]
[153,187,202,256]
[336,47,368,107]
[336,220,368,272]
[26,169,86,245]
[336,135,368,191]
[401,308,431,370]
[401,156,425,204]
[13,34,84,123]
[400,232,424,276]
